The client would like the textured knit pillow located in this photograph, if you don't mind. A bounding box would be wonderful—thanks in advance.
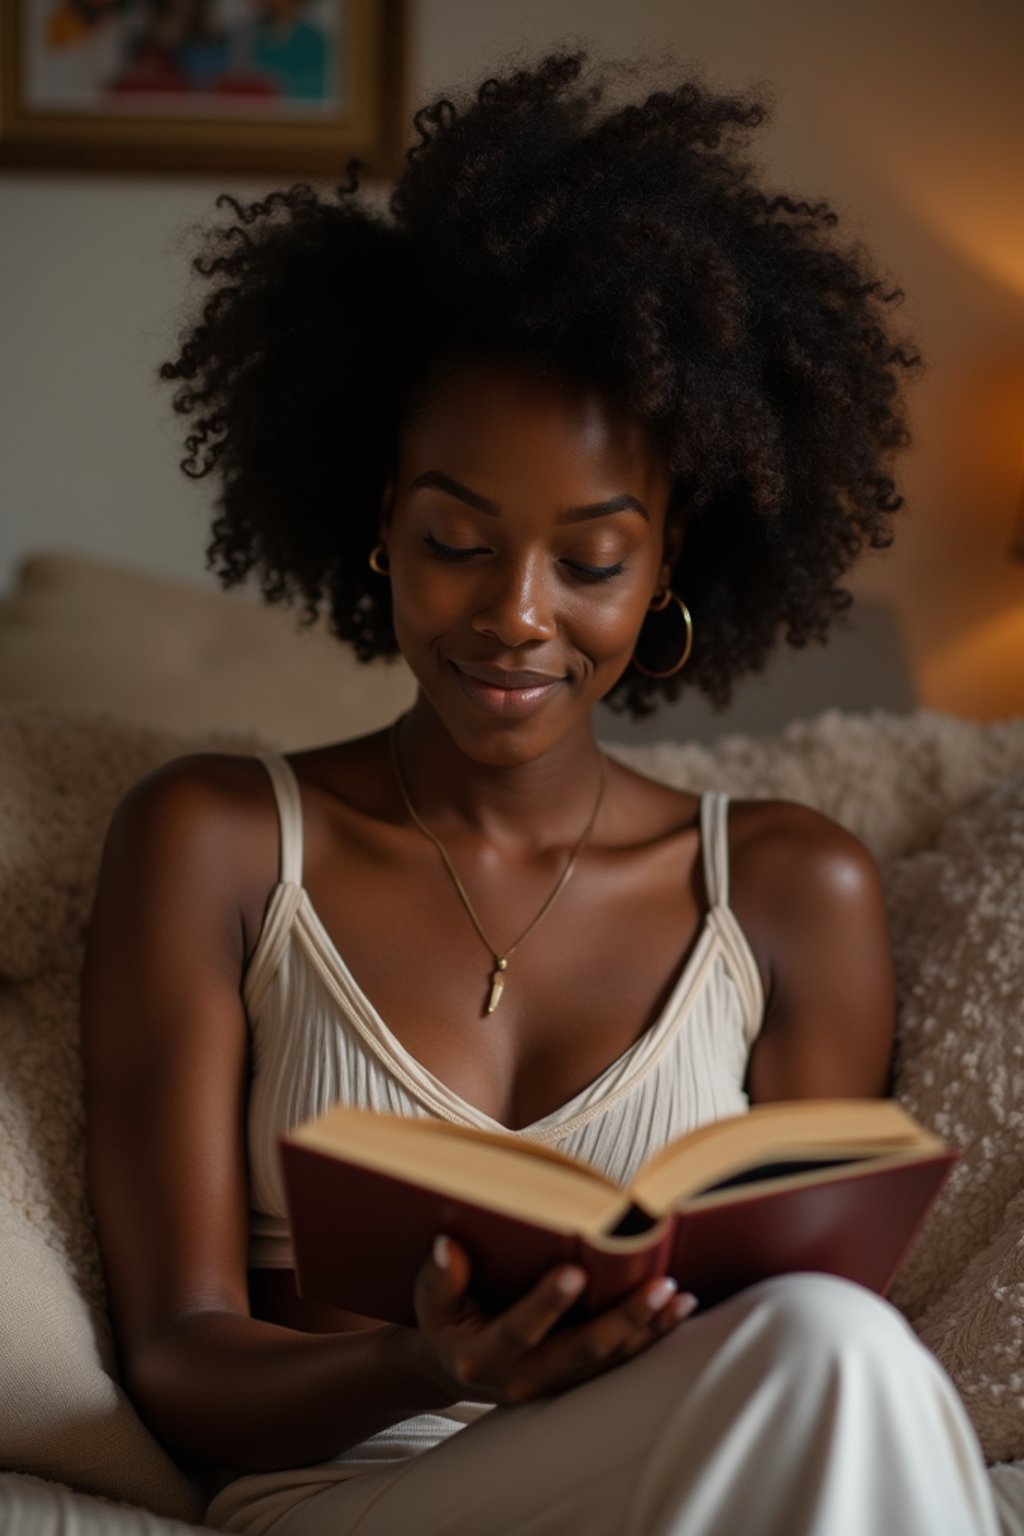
[611,707,1024,866]
[0,706,266,1519]
[884,775,1024,1463]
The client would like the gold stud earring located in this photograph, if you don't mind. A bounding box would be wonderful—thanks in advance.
[368,542,390,576]
[631,589,694,678]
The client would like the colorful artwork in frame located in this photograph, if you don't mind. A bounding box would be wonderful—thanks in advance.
[0,0,406,175]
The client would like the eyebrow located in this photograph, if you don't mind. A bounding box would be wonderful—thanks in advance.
[408,470,649,524]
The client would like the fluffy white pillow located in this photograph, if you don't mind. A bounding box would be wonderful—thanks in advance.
[885,775,1024,1462]
[0,706,259,1518]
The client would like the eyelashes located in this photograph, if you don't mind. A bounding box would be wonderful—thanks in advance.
[423,533,625,583]
[567,560,627,583]
[423,533,489,561]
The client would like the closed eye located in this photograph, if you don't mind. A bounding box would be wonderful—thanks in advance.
[425,534,625,582]
[424,533,491,560]
[563,560,626,583]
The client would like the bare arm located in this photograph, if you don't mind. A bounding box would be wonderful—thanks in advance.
[81,759,454,1473]
[738,803,896,1104]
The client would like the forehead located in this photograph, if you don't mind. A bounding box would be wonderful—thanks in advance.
[398,356,671,503]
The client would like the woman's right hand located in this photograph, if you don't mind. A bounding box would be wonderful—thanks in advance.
[411,1234,697,1408]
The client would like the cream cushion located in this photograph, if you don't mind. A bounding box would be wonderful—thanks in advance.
[0,1217,207,1526]
[0,710,263,1522]
[1,701,1023,1520]
[0,550,415,748]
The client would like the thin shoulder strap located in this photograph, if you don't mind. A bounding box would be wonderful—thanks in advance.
[254,753,304,887]
[699,791,730,909]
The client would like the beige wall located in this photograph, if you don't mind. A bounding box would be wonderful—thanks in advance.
[1,0,1022,718]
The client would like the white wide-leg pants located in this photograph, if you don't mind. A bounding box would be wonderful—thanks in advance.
[207,1274,1002,1536]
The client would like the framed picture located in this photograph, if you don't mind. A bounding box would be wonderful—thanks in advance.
[0,0,406,176]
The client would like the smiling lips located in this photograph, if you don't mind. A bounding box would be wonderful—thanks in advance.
[450,660,567,717]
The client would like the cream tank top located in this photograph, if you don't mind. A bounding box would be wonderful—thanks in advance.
[243,752,766,1475]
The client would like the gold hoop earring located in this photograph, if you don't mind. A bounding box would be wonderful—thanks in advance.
[631,590,693,679]
[368,542,390,576]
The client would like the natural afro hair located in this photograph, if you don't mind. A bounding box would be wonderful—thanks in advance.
[160,49,922,717]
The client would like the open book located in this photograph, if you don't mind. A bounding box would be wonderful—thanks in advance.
[278,1099,954,1327]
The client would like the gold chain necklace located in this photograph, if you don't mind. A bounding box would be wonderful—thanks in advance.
[389,720,607,1017]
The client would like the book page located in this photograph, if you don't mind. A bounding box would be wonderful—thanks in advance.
[631,1099,946,1212]
[289,1106,627,1233]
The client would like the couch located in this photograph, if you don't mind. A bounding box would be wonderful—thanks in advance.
[0,550,1022,1534]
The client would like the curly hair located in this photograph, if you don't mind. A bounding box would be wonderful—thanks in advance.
[160,50,922,716]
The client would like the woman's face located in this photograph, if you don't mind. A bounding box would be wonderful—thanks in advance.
[381,356,681,765]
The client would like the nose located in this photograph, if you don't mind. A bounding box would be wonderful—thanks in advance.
[470,552,557,647]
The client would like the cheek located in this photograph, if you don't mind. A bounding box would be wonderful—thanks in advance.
[566,581,654,657]
[527,594,644,690]
[388,563,466,649]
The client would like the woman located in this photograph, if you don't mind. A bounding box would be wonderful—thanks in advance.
[81,51,1001,1536]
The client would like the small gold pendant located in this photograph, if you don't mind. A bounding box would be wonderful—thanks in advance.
[485,958,509,1016]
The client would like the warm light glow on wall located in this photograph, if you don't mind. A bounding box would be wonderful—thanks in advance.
[799,10,1024,298]
[921,602,1024,719]
[894,180,1024,300]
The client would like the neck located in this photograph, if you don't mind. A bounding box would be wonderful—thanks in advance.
[393,695,606,852]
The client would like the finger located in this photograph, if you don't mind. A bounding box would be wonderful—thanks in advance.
[568,1277,683,1366]
[652,1289,700,1336]
[507,1280,695,1402]
[604,1285,699,1369]
[567,1275,684,1358]
[602,1287,698,1372]
[466,1263,589,1384]
[600,1282,698,1358]
[413,1234,476,1330]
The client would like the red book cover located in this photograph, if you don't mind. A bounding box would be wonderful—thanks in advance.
[655,1153,954,1308]
[278,1126,954,1328]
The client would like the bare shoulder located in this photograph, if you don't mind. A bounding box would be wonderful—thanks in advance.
[726,797,884,977]
[97,751,283,965]
[107,750,278,872]
[726,798,894,1101]
[728,796,881,890]
[116,748,274,818]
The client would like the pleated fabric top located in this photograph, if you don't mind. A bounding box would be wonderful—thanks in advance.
[242,750,766,1475]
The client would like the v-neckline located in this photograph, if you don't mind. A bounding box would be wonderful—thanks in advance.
[245,760,728,1134]
[290,887,722,1137]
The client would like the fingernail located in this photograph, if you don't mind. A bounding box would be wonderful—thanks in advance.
[646,1277,678,1309]
[433,1235,451,1270]
[557,1267,587,1296]
[673,1293,699,1319]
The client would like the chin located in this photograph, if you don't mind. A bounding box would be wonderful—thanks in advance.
[412,682,589,767]
[401,645,624,763]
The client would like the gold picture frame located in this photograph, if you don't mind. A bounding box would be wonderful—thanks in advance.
[0,0,407,177]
